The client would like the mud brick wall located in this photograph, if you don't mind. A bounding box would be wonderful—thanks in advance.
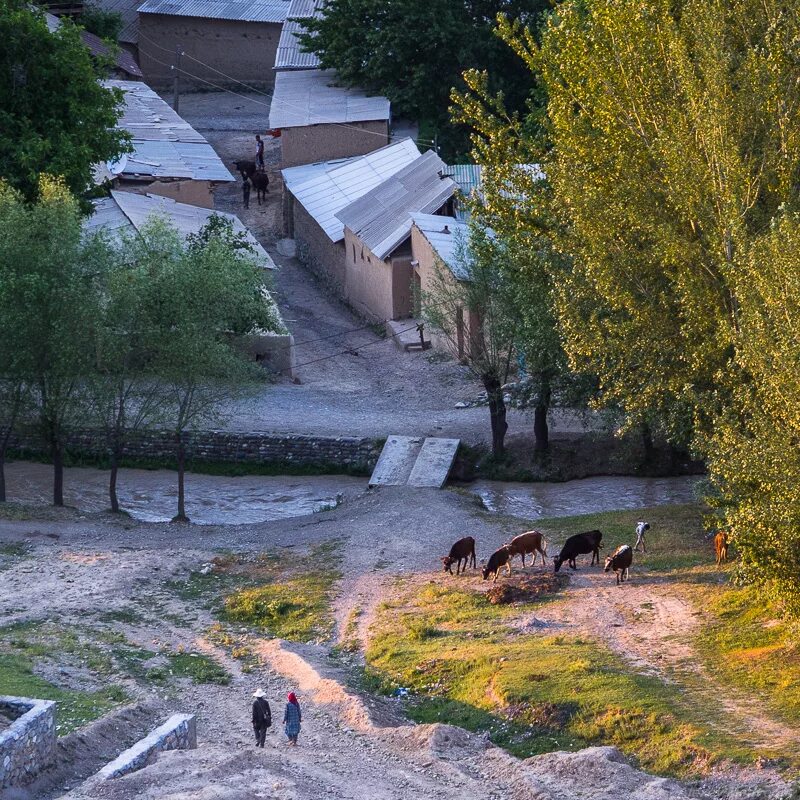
[8,429,383,474]
[0,696,57,790]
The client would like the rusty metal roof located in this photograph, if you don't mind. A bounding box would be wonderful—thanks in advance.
[137,0,291,22]
[336,151,456,260]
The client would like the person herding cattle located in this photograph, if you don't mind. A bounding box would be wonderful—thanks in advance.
[242,176,251,210]
[634,520,650,553]
[604,544,633,585]
[255,133,265,171]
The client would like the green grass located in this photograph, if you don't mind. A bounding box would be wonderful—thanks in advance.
[365,582,741,777]
[167,652,231,684]
[0,541,31,570]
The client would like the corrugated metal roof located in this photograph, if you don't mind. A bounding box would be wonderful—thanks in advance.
[274,0,321,70]
[269,69,390,129]
[282,139,421,241]
[446,164,482,198]
[411,213,471,281]
[104,80,234,182]
[86,191,276,269]
[336,151,456,261]
[94,0,141,43]
[137,0,290,22]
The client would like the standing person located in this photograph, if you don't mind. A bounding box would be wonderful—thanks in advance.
[252,688,271,747]
[283,691,301,745]
[634,520,650,553]
[255,134,265,171]
[242,176,251,209]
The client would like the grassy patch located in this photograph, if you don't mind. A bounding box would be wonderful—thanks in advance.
[696,585,800,728]
[0,541,31,570]
[365,582,756,777]
[167,652,230,685]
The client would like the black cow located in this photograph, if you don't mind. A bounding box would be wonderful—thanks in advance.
[553,530,603,572]
[234,159,257,180]
[251,171,269,204]
[604,544,633,585]
[482,546,512,583]
[442,536,476,575]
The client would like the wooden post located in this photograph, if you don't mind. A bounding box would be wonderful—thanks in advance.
[172,45,182,113]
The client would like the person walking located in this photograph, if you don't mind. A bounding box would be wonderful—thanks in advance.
[252,688,271,747]
[634,520,650,553]
[242,176,251,209]
[283,691,301,745]
[255,134,265,171]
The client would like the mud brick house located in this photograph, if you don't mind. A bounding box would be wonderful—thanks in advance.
[102,80,234,207]
[335,151,456,322]
[269,69,391,168]
[281,139,422,292]
[137,0,289,88]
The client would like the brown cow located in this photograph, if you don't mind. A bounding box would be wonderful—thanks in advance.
[714,531,729,566]
[442,536,476,575]
[504,530,548,568]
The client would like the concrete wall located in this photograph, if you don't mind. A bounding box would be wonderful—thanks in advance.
[116,178,219,209]
[292,199,347,292]
[240,331,295,376]
[411,225,479,360]
[138,14,281,88]
[8,430,383,474]
[280,120,389,168]
[0,696,57,791]
[95,714,196,781]
[342,228,413,322]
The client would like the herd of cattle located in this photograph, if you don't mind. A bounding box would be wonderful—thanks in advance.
[441,525,731,586]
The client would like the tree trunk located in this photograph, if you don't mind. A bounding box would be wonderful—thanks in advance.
[173,432,189,523]
[52,441,64,507]
[642,423,655,464]
[484,376,508,458]
[109,450,120,514]
[533,378,552,452]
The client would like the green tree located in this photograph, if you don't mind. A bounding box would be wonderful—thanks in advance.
[0,0,129,201]
[134,218,284,522]
[422,224,520,456]
[77,2,123,40]
[0,178,99,505]
[296,0,548,156]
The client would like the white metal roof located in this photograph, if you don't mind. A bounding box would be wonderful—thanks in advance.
[269,69,390,129]
[104,80,234,182]
[274,0,321,70]
[94,0,141,42]
[411,213,471,281]
[336,151,456,261]
[86,191,276,269]
[282,139,420,242]
[137,0,290,22]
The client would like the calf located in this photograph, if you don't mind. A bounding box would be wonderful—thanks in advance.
[553,530,603,572]
[251,172,269,204]
[604,544,633,585]
[442,536,476,575]
[714,531,729,566]
[482,546,512,583]
[504,530,548,568]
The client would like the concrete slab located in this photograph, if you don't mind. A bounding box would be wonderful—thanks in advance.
[369,435,424,487]
[385,319,431,352]
[407,437,460,488]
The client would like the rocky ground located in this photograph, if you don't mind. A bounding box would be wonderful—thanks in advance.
[1,485,796,800]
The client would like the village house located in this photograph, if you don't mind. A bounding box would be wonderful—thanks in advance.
[102,80,234,208]
[273,0,321,71]
[136,0,290,89]
[335,151,456,323]
[281,138,422,292]
[410,213,479,360]
[269,69,391,168]
[86,190,295,375]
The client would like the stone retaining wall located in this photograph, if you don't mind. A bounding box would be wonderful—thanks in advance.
[8,429,383,475]
[0,696,56,791]
[95,713,196,781]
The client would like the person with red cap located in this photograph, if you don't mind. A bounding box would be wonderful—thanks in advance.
[283,691,301,745]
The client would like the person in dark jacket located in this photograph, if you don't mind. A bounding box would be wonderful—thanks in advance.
[252,688,271,747]
[242,176,251,209]
[283,691,301,745]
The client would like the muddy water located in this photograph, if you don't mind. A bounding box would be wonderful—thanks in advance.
[4,461,366,525]
[469,475,703,519]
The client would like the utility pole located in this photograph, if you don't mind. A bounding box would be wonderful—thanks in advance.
[172,45,182,113]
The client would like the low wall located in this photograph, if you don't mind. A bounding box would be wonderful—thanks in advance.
[8,429,383,475]
[0,696,57,791]
[95,714,196,781]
